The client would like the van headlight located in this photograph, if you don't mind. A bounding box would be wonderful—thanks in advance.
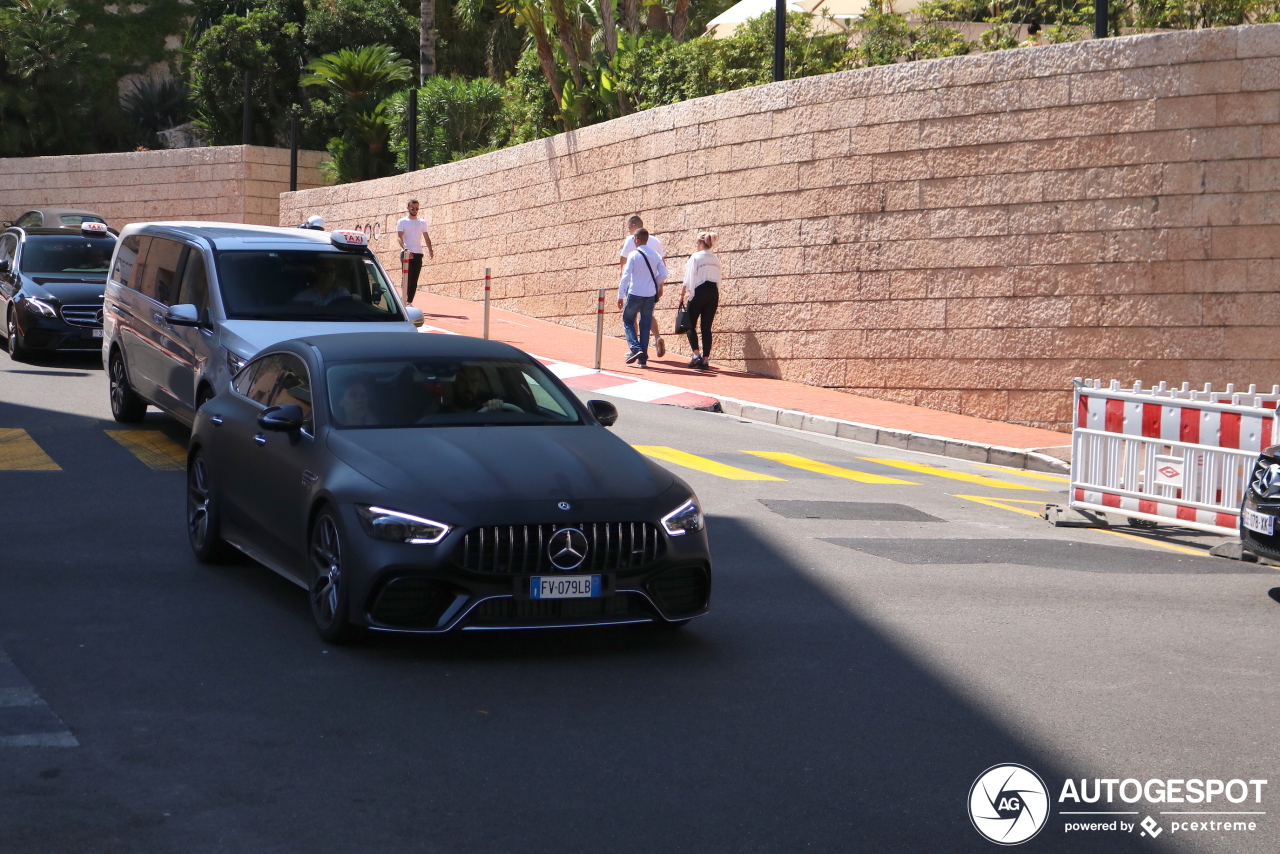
[661,498,703,536]
[356,505,451,544]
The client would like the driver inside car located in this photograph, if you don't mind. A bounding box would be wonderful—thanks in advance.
[292,257,353,306]
[449,366,506,413]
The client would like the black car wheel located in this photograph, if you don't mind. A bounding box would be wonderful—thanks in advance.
[187,451,233,563]
[109,351,147,422]
[6,312,28,361]
[310,508,363,644]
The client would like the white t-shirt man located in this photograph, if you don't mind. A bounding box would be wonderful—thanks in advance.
[619,233,663,265]
[397,215,431,254]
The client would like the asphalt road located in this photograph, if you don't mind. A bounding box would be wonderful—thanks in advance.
[0,347,1276,854]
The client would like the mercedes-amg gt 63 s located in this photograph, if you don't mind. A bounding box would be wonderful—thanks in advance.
[187,332,712,642]
[1241,446,1280,561]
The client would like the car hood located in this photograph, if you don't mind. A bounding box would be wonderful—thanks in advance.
[219,319,417,360]
[326,426,675,504]
[23,278,106,302]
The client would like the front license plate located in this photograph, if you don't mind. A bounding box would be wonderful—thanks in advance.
[1243,508,1274,536]
[531,575,601,599]
[91,328,103,338]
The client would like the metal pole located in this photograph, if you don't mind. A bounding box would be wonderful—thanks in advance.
[407,89,418,172]
[242,71,252,146]
[1094,0,1108,38]
[288,114,298,192]
[594,288,604,371]
[483,268,491,339]
[773,0,785,82]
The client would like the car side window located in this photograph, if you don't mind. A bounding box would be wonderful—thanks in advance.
[232,361,261,397]
[176,250,209,313]
[14,212,39,228]
[0,235,16,265]
[112,235,152,288]
[140,238,185,305]
[242,354,286,405]
[266,355,313,432]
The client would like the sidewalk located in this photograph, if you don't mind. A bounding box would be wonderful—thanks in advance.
[413,292,1073,472]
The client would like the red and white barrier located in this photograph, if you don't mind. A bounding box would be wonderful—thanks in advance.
[1071,379,1279,535]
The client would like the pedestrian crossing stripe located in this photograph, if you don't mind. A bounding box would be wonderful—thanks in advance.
[106,430,187,472]
[973,464,1070,484]
[0,428,60,471]
[741,451,918,485]
[954,495,1046,518]
[861,458,1047,491]
[632,446,784,481]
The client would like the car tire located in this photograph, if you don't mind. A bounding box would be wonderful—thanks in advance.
[196,385,214,411]
[309,507,364,645]
[6,312,29,362]
[187,450,234,563]
[108,351,147,423]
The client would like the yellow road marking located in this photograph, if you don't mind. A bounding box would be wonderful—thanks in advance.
[633,446,783,481]
[106,430,186,472]
[862,458,1047,491]
[742,451,917,484]
[0,428,60,470]
[955,495,1209,557]
[973,464,1070,484]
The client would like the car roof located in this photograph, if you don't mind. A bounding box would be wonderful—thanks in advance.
[122,221,339,251]
[294,332,530,363]
[11,227,117,238]
[22,207,107,218]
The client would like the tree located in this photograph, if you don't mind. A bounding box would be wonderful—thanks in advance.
[0,0,95,155]
[302,45,413,181]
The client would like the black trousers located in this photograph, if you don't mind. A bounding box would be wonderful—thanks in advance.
[405,252,424,302]
[685,282,719,357]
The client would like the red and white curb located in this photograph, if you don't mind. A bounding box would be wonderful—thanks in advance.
[419,324,719,410]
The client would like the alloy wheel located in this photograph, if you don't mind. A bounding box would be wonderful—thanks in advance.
[187,456,211,551]
[109,356,127,415]
[310,515,342,628]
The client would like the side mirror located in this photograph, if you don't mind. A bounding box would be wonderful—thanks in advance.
[588,399,618,427]
[258,404,305,433]
[165,303,202,327]
[405,306,425,328]
[0,259,9,273]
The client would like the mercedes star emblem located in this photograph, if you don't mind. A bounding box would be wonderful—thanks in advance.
[547,527,588,571]
[558,501,571,511]
[1255,463,1280,496]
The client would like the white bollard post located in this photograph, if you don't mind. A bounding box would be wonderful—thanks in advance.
[483,268,491,340]
[594,288,604,371]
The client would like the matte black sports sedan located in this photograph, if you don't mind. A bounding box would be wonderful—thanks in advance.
[187,332,711,642]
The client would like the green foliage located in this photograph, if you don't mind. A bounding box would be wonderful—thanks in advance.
[494,45,558,143]
[121,77,190,149]
[302,45,413,181]
[386,75,506,168]
[303,0,417,61]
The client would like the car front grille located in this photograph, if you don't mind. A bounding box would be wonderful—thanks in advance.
[60,304,102,327]
[453,522,664,574]
[647,565,711,617]
[369,577,458,629]
[467,594,645,624]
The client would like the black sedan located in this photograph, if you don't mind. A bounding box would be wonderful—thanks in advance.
[1241,446,1280,561]
[0,223,116,359]
[187,332,712,642]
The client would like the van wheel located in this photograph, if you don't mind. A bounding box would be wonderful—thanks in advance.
[109,351,147,422]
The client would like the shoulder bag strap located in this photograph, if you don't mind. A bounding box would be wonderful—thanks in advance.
[637,250,659,288]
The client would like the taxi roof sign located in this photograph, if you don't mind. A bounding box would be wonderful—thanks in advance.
[81,221,109,235]
[330,229,368,251]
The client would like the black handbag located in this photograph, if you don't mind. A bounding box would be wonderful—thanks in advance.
[673,299,691,335]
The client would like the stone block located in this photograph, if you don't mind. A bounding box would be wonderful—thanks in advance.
[944,440,991,463]
[835,421,879,444]
[741,404,780,425]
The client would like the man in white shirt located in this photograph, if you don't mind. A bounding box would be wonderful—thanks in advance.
[618,215,664,269]
[617,229,667,368]
[396,199,434,303]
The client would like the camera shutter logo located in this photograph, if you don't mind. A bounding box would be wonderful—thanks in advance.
[969,764,1049,845]
[547,527,588,571]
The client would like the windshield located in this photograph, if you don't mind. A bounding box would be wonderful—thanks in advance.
[215,250,403,322]
[326,358,582,428]
[21,236,116,275]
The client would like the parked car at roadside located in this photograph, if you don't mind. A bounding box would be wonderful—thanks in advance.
[186,332,712,643]
[1241,448,1280,561]
[0,222,116,360]
[6,208,109,230]
[102,222,424,426]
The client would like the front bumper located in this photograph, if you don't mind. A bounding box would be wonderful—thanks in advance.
[1240,491,1280,562]
[15,303,102,351]
[335,505,713,633]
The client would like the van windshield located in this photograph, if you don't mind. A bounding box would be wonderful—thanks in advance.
[214,250,403,322]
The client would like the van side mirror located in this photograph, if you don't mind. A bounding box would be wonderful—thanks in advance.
[165,303,202,327]
[588,399,618,427]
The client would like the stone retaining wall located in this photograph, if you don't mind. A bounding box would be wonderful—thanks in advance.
[2,145,328,229]
[281,25,1280,432]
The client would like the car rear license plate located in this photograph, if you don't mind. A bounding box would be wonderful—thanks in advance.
[91,329,103,338]
[1243,508,1274,536]
[531,575,601,599]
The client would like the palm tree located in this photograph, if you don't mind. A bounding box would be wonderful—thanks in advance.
[302,45,413,181]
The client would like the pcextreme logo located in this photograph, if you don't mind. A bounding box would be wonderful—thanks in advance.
[969,764,1269,845]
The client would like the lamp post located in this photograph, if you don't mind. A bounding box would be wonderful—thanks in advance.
[773,0,785,82]
[1095,0,1108,38]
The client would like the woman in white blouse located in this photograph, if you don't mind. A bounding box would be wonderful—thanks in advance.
[681,232,722,370]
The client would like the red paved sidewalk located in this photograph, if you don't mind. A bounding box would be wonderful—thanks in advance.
[414,292,1071,454]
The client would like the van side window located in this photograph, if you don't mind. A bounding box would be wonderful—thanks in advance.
[140,238,185,305]
[112,235,152,288]
[177,250,209,313]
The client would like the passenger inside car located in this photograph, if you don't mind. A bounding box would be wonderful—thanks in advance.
[335,378,381,426]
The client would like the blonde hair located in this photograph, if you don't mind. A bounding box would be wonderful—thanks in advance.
[696,231,718,249]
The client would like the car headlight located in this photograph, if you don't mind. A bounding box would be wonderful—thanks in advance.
[356,505,451,544]
[26,298,57,317]
[226,351,247,374]
[661,498,703,536]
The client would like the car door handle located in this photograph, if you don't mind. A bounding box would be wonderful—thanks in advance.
[210,415,223,425]
[253,434,266,446]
